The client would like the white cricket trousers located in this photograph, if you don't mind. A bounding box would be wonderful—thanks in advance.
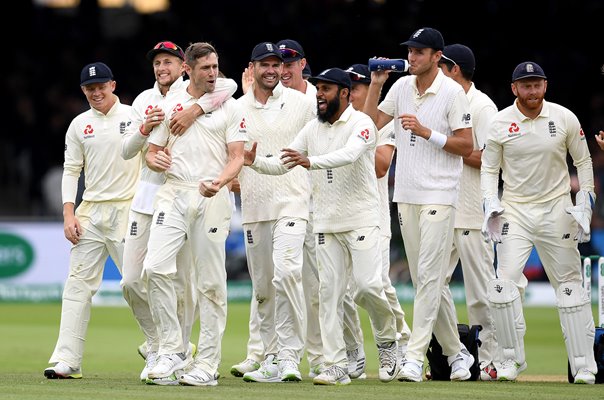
[380,233,411,342]
[143,180,231,374]
[243,217,308,362]
[49,200,131,368]
[121,209,197,351]
[497,196,583,292]
[447,228,497,365]
[397,203,462,362]
[301,212,326,367]
[317,226,396,368]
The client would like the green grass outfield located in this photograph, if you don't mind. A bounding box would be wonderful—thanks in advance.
[0,302,601,400]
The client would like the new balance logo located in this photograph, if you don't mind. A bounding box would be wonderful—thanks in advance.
[208,227,218,233]
[327,169,333,183]
[494,284,503,293]
[318,233,325,245]
[428,210,437,215]
[156,212,165,225]
[502,222,509,235]
[286,222,295,227]
[357,235,365,241]
[462,230,470,236]
[130,221,138,236]
[563,287,572,296]
[246,230,254,244]
[562,233,570,239]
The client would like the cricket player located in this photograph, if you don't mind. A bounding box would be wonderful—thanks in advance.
[142,42,246,387]
[481,61,598,384]
[438,44,499,380]
[120,40,237,383]
[246,68,399,386]
[44,62,140,379]
[235,42,315,383]
[345,63,413,376]
[363,27,475,382]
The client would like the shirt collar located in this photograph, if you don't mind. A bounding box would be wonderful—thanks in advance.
[512,99,550,121]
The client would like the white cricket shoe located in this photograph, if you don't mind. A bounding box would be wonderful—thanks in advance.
[44,362,82,379]
[140,351,158,381]
[574,368,596,384]
[377,341,399,382]
[230,358,260,377]
[145,371,181,386]
[448,348,474,381]
[397,359,423,382]
[347,346,366,379]
[180,365,218,386]
[148,352,189,379]
[308,363,325,378]
[243,354,280,383]
[279,359,302,382]
[313,365,351,385]
[497,359,527,381]
[479,362,498,381]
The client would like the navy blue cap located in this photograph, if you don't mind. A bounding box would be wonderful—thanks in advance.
[309,68,351,90]
[512,61,547,82]
[345,64,371,84]
[251,42,283,62]
[442,44,475,73]
[80,62,113,86]
[401,27,444,51]
[277,39,305,62]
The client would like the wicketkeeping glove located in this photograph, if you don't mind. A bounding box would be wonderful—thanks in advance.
[482,196,505,243]
[565,190,595,243]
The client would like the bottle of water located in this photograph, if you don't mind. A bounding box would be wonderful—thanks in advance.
[368,58,409,72]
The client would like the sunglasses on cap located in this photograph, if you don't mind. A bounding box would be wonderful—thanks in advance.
[348,71,368,81]
[439,54,457,66]
[279,48,302,59]
[154,41,179,51]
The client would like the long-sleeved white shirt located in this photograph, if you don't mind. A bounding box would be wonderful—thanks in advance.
[62,97,140,204]
[237,83,315,224]
[252,105,379,233]
[121,77,237,214]
[481,99,594,203]
[377,121,395,237]
[455,83,498,229]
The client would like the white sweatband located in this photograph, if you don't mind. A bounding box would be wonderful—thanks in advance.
[428,130,447,148]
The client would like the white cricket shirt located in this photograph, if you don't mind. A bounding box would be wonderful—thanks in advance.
[455,83,498,229]
[481,99,594,203]
[378,69,472,206]
[237,83,315,224]
[62,98,140,204]
[149,83,247,183]
[253,105,380,233]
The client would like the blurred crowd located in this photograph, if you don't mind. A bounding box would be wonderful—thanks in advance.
[4,0,604,280]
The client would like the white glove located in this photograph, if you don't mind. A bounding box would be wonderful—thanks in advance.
[482,196,505,243]
[565,190,595,243]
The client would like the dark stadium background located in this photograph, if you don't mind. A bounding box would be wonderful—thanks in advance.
[5,0,604,281]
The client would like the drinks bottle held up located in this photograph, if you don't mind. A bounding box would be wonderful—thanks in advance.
[368,58,409,73]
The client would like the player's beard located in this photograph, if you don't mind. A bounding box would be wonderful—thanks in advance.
[317,95,341,123]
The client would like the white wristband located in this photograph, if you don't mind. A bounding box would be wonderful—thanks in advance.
[428,130,447,148]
